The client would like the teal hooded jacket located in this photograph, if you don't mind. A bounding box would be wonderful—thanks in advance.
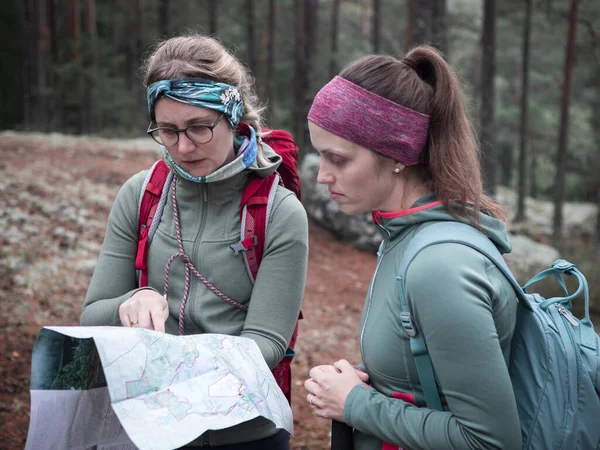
[344,194,521,450]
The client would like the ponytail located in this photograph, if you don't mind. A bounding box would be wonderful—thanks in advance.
[339,46,506,224]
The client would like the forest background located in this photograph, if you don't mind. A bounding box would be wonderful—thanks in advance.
[1,0,599,448]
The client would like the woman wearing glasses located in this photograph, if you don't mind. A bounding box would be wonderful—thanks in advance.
[303,46,521,449]
[80,34,308,449]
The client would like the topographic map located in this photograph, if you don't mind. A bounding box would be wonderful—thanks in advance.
[26,326,293,450]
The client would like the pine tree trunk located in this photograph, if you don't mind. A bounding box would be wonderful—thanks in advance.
[302,0,318,160]
[515,0,532,223]
[480,0,497,194]
[329,0,341,78]
[85,0,97,133]
[266,0,277,116]
[247,0,257,76]
[361,0,369,48]
[552,0,579,248]
[431,0,447,54]
[294,0,305,150]
[158,0,169,37]
[404,0,415,52]
[372,0,381,52]
[208,0,218,35]
[413,0,433,46]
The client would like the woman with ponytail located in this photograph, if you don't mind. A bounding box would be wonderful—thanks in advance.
[303,46,521,449]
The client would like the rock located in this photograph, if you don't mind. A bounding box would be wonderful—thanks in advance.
[504,234,560,281]
[300,154,381,251]
[497,186,598,241]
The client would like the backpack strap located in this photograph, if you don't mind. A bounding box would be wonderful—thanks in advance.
[236,173,280,283]
[136,160,172,287]
[397,221,532,411]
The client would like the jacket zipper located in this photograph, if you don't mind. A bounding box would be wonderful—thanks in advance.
[360,233,389,360]
[557,304,581,379]
[186,183,209,333]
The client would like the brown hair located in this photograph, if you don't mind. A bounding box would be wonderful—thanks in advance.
[141,34,270,165]
[338,45,506,223]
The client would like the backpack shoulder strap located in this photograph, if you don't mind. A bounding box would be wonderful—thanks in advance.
[397,221,531,411]
[135,160,172,287]
[234,173,280,283]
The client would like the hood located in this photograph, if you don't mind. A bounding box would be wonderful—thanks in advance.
[373,193,512,254]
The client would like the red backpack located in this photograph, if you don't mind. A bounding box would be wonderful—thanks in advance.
[135,125,302,404]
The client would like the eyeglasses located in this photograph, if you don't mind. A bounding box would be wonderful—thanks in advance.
[147,113,225,146]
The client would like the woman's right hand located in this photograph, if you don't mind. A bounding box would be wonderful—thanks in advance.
[119,290,169,332]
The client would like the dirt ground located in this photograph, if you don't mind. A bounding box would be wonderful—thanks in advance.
[0,133,375,450]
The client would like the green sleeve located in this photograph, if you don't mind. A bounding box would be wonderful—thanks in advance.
[240,191,308,368]
[345,243,521,450]
[80,172,149,326]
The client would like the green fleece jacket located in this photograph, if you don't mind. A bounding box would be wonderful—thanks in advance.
[81,144,308,446]
[344,194,521,450]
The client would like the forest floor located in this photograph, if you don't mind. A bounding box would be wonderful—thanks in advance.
[0,133,373,449]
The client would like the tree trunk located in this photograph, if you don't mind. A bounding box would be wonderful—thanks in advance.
[266,0,276,117]
[431,0,447,54]
[158,0,169,37]
[480,0,497,194]
[294,0,305,149]
[413,0,433,46]
[529,141,538,198]
[515,0,533,222]
[302,0,318,160]
[246,0,257,76]
[23,0,34,128]
[208,0,218,35]
[372,0,381,52]
[85,0,97,133]
[361,0,369,48]
[552,0,579,248]
[330,0,340,78]
[68,0,81,60]
[35,0,47,129]
[404,0,415,52]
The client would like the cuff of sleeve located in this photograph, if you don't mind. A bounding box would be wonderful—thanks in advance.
[344,382,373,428]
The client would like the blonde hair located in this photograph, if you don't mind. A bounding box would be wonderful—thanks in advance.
[142,34,270,165]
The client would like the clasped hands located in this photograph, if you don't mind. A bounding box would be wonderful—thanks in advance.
[304,359,369,422]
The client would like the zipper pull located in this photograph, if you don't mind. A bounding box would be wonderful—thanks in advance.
[557,304,579,327]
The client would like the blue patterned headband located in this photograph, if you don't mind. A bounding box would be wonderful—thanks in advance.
[147,77,244,127]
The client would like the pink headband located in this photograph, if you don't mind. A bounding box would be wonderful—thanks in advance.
[307,76,430,166]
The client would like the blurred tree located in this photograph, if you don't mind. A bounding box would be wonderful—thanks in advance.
[84,0,97,132]
[247,0,257,77]
[480,0,497,194]
[209,0,218,35]
[372,0,381,53]
[405,0,447,54]
[265,0,277,116]
[552,0,579,248]
[294,0,318,159]
[158,0,169,37]
[431,0,447,55]
[330,0,341,77]
[515,0,533,222]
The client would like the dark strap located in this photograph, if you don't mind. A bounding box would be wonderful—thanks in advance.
[136,160,170,287]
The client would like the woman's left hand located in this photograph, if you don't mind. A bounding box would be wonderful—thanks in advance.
[304,359,364,422]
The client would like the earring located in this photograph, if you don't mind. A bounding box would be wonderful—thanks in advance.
[394,167,401,174]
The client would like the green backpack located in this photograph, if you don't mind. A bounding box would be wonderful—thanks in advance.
[398,222,600,450]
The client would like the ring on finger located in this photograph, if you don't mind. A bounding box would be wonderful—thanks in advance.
[309,394,315,405]
[129,318,139,326]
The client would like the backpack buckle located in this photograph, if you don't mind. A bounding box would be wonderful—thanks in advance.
[230,236,258,255]
[552,259,575,272]
[400,312,416,337]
